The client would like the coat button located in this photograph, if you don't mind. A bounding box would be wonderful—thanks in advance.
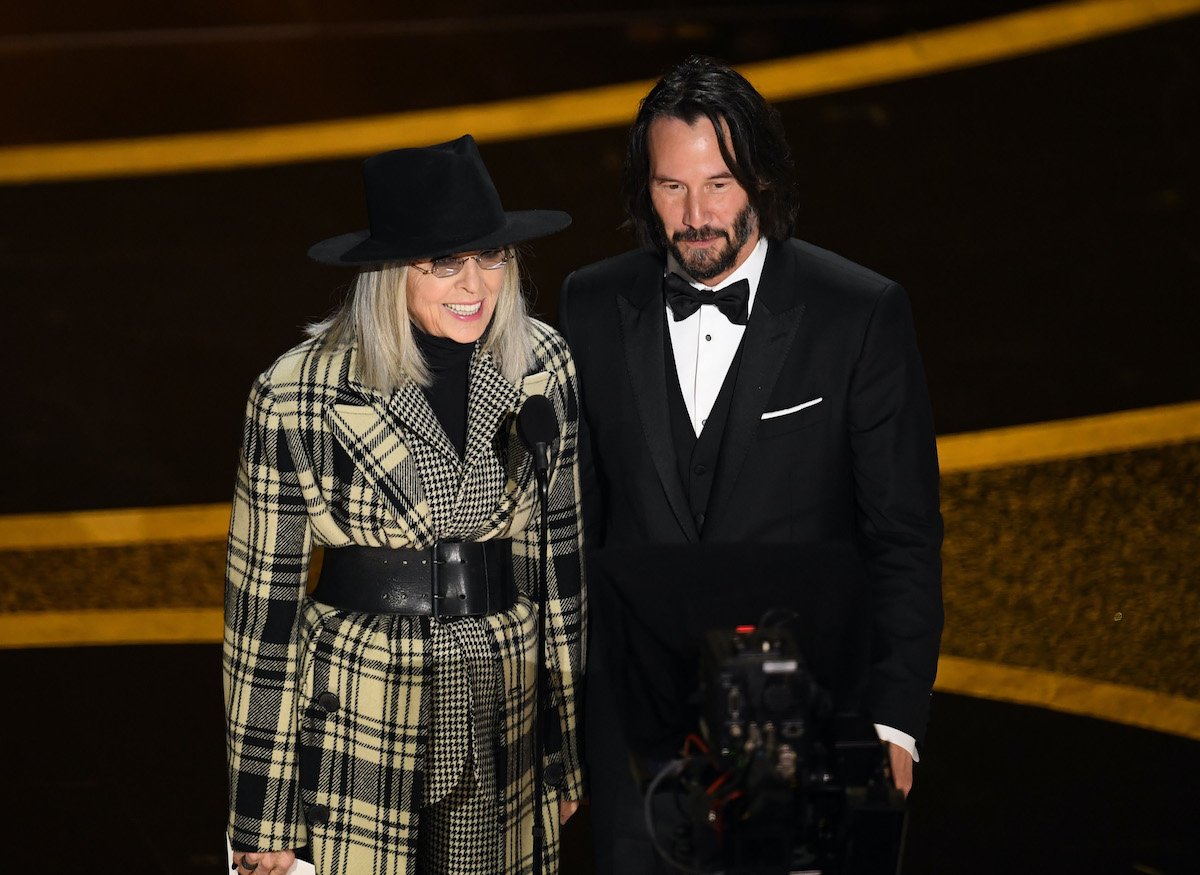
[316,691,340,713]
[306,804,331,825]
[695,513,705,527]
[543,762,565,788]
[693,464,707,475]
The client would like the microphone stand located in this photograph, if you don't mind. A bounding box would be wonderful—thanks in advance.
[531,441,551,875]
[517,395,559,875]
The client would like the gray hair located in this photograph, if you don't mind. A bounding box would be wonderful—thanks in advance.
[307,256,534,394]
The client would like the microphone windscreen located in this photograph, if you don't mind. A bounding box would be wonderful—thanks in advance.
[517,394,559,450]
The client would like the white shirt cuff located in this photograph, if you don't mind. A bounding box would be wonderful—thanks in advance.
[873,724,919,762]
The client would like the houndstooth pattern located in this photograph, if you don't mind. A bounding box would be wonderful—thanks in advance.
[420,620,503,874]
[224,320,584,875]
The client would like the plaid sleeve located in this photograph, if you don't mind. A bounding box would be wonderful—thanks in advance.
[519,328,587,801]
[223,375,312,852]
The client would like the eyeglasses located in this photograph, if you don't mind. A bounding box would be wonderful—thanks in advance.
[409,248,510,278]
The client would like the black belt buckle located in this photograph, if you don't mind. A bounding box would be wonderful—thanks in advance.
[431,539,490,619]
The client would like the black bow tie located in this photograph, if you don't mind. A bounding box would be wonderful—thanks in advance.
[663,273,750,326]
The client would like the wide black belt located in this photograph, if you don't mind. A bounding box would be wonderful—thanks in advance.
[312,540,515,618]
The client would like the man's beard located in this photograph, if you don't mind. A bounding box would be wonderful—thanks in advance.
[661,204,757,282]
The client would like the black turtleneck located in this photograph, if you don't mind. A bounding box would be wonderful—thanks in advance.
[413,327,474,459]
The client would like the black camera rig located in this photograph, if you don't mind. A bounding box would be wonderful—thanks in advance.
[643,623,906,875]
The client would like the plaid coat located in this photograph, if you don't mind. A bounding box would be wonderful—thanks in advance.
[224,319,585,875]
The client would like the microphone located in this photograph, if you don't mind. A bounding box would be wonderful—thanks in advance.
[517,394,559,478]
[516,393,562,874]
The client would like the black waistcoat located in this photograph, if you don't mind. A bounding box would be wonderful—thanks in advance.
[664,317,745,533]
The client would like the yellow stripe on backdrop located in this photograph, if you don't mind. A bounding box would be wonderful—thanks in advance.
[0,608,223,648]
[2,609,1196,742]
[0,503,230,550]
[936,656,1200,742]
[1,0,1198,183]
[935,400,1200,473]
[2,401,1196,550]
[2,403,1197,735]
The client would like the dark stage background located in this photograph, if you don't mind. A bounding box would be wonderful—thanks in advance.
[1,3,1197,873]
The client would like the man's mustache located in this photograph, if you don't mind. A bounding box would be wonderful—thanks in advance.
[673,226,729,243]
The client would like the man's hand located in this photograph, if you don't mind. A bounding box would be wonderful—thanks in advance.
[234,849,296,875]
[560,799,580,825]
[885,741,914,796]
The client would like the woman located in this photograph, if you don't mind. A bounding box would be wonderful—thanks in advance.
[224,135,584,875]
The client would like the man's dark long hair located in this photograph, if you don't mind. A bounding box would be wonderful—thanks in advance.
[622,55,800,252]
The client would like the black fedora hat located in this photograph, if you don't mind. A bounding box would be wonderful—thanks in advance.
[308,135,571,266]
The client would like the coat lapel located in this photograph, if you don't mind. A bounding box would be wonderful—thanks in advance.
[325,349,432,537]
[456,349,549,539]
[389,381,458,461]
[464,347,521,469]
[705,242,806,536]
[327,341,549,539]
[618,262,700,542]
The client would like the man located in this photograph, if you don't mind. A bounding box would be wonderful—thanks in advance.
[559,56,943,872]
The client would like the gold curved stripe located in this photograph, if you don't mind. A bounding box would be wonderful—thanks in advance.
[1,0,1198,184]
[936,655,1200,741]
[0,607,223,648]
[1,400,1196,550]
[936,400,1200,473]
[0,608,1193,740]
[0,503,230,550]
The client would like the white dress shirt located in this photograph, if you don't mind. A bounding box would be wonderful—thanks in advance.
[666,238,768,437]
[663,237,920,764]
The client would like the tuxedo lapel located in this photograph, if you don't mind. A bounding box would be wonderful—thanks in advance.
[705,243,806,536]
[617,264,700,542]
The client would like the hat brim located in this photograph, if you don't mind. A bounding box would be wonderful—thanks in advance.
[308,209,571,266]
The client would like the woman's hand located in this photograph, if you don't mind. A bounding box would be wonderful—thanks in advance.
[233,849,296,875]
[559,799,580,825]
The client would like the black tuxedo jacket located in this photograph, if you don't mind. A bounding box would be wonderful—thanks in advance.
[560,238,943,744]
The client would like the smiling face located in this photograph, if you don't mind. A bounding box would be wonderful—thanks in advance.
[648,115,760,285]
[404,251,507,343]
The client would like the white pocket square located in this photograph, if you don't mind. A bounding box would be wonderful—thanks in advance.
[761,397,823,420]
